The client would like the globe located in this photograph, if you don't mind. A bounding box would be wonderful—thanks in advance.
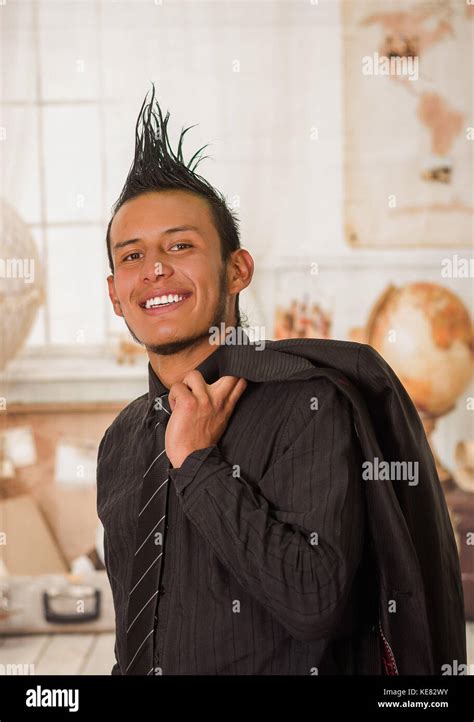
[364,282,473,485]
[367,282,472,417]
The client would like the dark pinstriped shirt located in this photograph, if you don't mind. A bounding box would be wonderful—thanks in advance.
[96,341,381,675]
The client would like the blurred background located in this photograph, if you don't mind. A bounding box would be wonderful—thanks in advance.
[0,0,472,674]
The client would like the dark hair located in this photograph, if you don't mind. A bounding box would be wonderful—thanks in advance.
[106,84,243,327]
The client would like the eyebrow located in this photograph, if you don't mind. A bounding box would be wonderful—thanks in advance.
[112,225,202,252]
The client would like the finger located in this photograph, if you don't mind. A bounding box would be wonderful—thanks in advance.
[181,369,211,404]
[226,377,247,411]
[209,375,242,405]
[168,381,194,412]
[209,375,241,393]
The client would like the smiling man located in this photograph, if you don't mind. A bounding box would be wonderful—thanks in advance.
[96,87,466,676]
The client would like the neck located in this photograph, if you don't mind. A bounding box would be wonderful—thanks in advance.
[147,336,220,390]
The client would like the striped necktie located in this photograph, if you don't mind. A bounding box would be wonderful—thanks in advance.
[124,391,171,675]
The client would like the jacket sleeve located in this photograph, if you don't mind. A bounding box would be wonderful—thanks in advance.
[168,382,365,643]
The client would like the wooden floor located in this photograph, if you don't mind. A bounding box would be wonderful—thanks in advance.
[0,632,115,675]
[1,624,473,675]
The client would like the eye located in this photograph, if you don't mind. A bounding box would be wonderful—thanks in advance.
[123,251,142,262]
[170,242,192,251]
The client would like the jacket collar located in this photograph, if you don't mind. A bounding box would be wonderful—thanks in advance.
[145,333,329,425]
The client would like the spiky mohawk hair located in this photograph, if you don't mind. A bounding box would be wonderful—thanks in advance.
[106,83,243,326]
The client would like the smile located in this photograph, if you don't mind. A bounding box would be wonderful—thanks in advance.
[139,293,192,314]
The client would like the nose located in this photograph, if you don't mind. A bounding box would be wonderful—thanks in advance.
[140,252,173,284]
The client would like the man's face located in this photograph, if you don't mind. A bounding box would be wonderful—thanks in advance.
[107,190,233,355]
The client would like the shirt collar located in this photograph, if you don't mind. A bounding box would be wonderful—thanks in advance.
[146,341,227,426]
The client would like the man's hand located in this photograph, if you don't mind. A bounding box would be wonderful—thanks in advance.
[165,370,247,468]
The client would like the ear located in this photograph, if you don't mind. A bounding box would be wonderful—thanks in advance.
[227,248,254,295]
[107,274,124,318]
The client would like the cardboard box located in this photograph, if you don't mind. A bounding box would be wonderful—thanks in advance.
[0,495,68,575]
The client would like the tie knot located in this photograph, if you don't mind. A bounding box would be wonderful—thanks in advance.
[152,392,171,426]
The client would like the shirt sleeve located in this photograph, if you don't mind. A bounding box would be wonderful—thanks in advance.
[168,381,365,643]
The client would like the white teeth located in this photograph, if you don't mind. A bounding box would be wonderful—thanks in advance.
[144,294,185,309]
